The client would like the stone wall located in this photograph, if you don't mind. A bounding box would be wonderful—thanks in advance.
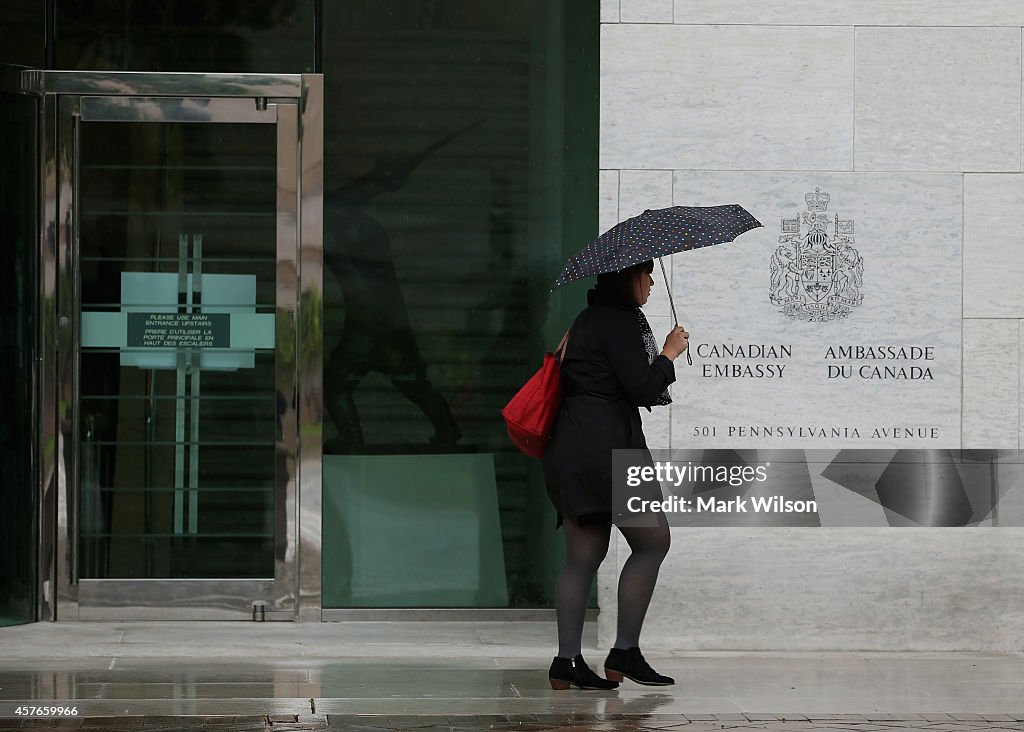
[597,0,1024,651]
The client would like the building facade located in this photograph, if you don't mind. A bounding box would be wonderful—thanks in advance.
[0,0,597,624]
[2,1,1022,650]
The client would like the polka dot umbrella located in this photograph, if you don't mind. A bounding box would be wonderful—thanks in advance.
[554,203,763,305]
[553,204,761,365]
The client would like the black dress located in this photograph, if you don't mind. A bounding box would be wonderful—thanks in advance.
[542,297,676,526]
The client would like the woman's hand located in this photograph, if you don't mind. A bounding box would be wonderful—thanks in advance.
[660,325,689,361]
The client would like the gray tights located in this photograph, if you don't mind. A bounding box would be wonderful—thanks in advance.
[554,515,671,659]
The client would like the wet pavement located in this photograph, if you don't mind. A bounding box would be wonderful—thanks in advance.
[3,715,1024,731]
[0,622,1021,730]
[5,713,1024,731]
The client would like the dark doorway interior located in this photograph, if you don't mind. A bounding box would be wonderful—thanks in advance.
[0,91,39,626]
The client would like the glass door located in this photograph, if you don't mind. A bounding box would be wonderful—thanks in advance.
[57,92,300,619]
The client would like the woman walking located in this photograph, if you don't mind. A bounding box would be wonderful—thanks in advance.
[543,260,688,690]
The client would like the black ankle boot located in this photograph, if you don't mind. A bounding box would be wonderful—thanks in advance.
[549,654,619,690]
[604,647,674,686]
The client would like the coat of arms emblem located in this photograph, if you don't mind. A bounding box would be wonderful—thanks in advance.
[770,188,863,321]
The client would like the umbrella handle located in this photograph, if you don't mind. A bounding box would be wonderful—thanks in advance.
[658,258,692,366]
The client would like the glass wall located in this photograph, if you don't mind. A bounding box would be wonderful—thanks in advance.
[0,92,39,625]
[52,1,316,72]
[321,0,598,607]
[0,0,598,612]
[0,3,45,68]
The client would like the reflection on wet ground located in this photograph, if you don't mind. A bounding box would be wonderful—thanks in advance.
[6,713,1024,731]
[0,622,1022,730]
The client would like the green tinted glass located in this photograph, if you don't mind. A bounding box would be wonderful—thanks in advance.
[321,1,598,607]
[0,5,45,67]
[54,1,316,73]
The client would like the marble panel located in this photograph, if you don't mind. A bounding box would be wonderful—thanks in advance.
[855,28,1021,172]
[1022,320,1024,452]
[601,0,620,23]
[601,25,854,171]
[621,0,674,23]
[619,169,674,218]
[620,169,676,317]
[670,171,962,450]
[672,0,1024,26]
[962,320,1019,449]
[651,256,678,326]
[806,450,890,527]
[598,170,620,234]
[989,453,1024,526]
[647,528,1024,650]
[964,174,1024,318]
[597,534,623,647]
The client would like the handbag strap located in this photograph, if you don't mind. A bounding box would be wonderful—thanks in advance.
[555,328,571,363]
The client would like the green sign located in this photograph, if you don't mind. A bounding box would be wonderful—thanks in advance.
[126,312,230,349]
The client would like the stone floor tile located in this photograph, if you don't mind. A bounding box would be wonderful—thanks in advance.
[323,716,378,726]
[140,717,183,727]
[532,714,596,726]
[383,715,449,728]
[76,719,147,728]
[452,715,530,730]
[633,717,694,730]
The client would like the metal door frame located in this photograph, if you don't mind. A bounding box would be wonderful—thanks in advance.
[11,71,323,621]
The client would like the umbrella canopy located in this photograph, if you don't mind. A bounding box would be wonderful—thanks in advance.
[553,204,762,289]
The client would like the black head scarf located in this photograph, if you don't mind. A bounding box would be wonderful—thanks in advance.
[587,275,672,407]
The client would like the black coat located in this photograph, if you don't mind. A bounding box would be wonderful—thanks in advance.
[542,301,676,523]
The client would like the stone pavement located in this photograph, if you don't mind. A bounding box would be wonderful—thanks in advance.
[5,713,1024,731]
[0,622,1021,731]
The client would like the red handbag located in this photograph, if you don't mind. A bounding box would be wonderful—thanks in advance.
[501,330,571,458]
